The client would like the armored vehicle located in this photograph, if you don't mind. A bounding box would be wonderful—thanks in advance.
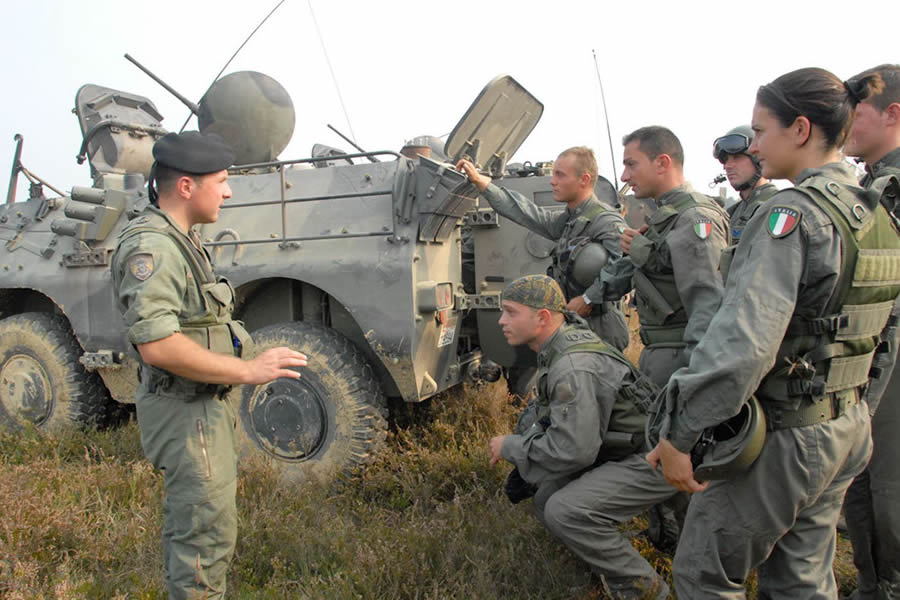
[0,71,620,481]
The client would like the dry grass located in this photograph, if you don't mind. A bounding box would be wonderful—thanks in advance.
[0,378,858,599]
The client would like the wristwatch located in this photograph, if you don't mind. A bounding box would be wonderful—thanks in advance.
[582,294,592,305]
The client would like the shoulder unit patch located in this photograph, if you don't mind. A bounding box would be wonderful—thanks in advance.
[128,254,155,281]
[767,206,801,238]
[693,218,712,239]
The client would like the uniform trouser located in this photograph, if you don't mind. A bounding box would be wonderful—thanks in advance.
[845,372,900,600]
[586,302,630,352]
[639,344,692,552]
[136,386,239,600]
[673,402,872,599]
[532,453,678,598]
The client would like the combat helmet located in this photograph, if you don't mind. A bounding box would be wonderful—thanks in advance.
[646,389,767,481]
[713,125,762,192]
[567,241,610,289]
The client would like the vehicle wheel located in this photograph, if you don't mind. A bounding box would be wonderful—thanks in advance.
[0,312,114,430]
[505,365,537,401]
[237,321,388,483]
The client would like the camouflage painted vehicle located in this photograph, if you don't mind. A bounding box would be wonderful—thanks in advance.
[0,70,620,481]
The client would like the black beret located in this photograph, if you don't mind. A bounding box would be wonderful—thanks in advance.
[152,131,235,174]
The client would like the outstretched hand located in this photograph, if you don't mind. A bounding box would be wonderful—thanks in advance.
[244,347,308,385]
[456,159,491,192]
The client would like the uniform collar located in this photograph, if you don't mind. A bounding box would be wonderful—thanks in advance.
[655,183,693,207]
[146,204,203,249]
[865,147,900,179]
[794,162,859,187]
[536,324,566,366]
[746,182,777,203]
[567,194,598,217]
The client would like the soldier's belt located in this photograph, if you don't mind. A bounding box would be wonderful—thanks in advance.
[639,324,686,346]
[762,388,859,431]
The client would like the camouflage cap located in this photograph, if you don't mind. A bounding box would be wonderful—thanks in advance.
[502,275,566,312]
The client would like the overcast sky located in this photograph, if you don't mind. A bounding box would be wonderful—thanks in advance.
[1,0,896,202]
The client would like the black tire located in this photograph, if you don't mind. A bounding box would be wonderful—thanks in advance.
[505,365,538,401]
[0,312,114,430]
[237,321,388,483]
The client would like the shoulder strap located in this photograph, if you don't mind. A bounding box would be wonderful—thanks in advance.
[793,176,872,314]
[119,223,215,284]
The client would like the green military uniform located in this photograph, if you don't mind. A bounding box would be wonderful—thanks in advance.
[498,276,673,599]
[845,146,900,600]
[111,131,250,600]
[664,163,900,597]
[727,182,778,242]
[481,183,630,350]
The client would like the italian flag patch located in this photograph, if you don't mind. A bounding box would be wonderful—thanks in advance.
[767,206,801,238]
[693,218,712,239]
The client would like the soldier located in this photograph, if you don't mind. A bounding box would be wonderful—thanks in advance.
[713,124,778,242]
[648,67,900,598]
[592,125,730,552]
[456,146,630,351]
[488,275,674,599]
[111,131,307,599]
[600,126,730,387]
[842,63,900,600]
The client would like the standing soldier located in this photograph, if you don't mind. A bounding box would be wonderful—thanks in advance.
[112,131,307,599]
[595,126,730,552]
[713,124,779,242]
[599,126,730,387]
[456,146,630,351]
[842,63,900,600]
[649,67,900,598]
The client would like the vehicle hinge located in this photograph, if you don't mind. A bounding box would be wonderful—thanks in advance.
[455,291,501,311]
[79,350,125,370]
[464,208,499,228]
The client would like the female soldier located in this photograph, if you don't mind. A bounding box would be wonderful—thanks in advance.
[648,67,900,597]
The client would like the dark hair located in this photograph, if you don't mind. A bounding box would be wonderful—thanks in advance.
[847,64,900,112]
[622,126,684,166]
[756,67,884,148]
[154,163,197,196]
[558,146,598,184]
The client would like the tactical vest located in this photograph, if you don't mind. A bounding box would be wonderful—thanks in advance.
[720,184,779,281]
[756,176,900,428]
[548,200,613,297]
[534,323,659,463]
[114,210,254,395]
[632,192,729,346]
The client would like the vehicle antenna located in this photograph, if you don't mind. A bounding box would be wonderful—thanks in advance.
[591,49,619,190]
[308,0,356,142]
[176,0,289,133]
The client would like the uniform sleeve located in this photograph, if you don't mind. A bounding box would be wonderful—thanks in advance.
[584,212,626,301]
[669,205,729,351]
[481,183,566,240]
[501,354,628,483]
[113,233,188,345]
[665,191,829,452]
[595,255,636,301]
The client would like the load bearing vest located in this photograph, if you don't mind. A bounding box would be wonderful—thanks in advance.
[758,176,900,416]
[115,212,254,373]
[536,323,659,462]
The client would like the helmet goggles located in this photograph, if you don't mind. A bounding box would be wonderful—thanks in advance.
[713,133,751,164]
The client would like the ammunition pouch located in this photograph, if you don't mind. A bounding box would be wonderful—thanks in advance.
[141,364,229,399]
